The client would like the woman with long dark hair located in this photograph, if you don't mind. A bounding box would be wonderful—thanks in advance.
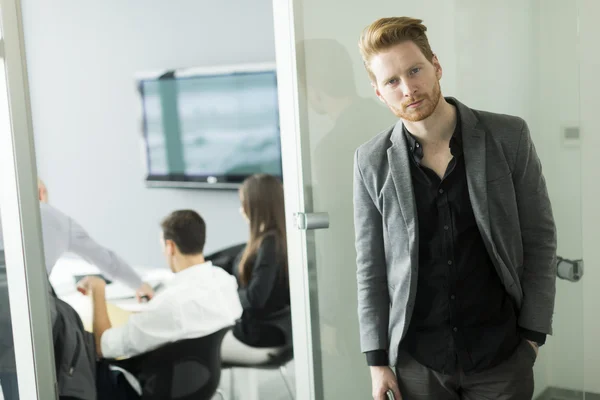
[222,174,290,363]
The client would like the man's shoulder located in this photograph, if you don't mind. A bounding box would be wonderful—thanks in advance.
[208,264,238,283]
[38,202,77,243]
[470,107,526,146]
[355,122,396,166]
[474,108,524,128]
[452,97,525,133]
[39,202,75,228]
[40,202,66,219]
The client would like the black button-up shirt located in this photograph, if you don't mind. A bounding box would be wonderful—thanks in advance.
[366,101,545,373]
[399,115,520,375]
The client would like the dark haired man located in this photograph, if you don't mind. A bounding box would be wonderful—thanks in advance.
[79,210,242,399]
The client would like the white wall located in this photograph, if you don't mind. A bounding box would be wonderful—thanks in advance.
[453,1,538,124]
[534,0,584,394]
[20,0,277,268]
[433,2,591,394]
[526,0,600,394]
[580,0,600,393]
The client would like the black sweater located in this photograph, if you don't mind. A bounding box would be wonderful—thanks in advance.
[233,234,290,347]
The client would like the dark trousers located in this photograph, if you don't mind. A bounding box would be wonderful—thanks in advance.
[395,339,536,400]
[95,360,140,400]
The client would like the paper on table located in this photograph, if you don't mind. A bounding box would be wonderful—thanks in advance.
[111,298,151,312]
[104,281,137,300]
[105,279,168,301]
[50,257,100,297]
[51,258,173,298]
[107,270,172,310]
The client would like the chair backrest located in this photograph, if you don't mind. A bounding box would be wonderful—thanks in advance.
[113,327,231,400]
[205,243,246,275]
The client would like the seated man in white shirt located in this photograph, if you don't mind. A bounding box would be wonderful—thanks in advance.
[77,209,243,399]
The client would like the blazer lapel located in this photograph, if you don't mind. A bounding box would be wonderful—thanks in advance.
[456,100,493,242]
[387,121,418,267]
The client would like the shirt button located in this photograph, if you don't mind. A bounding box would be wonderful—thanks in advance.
[453,327,458,332]
[450,295,456,300]
[444,225,449,230]
[415,143,420,148]
[439,189,444,194]
[447,260,453,265]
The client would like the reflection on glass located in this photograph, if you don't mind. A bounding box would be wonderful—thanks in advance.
[300,38,396,399]
[292,1,584,398]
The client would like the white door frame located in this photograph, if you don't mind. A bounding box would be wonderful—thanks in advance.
[271,0,324,398]
[0,0,57,398]
[579,0,600,393]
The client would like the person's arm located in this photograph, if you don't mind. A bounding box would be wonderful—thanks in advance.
[512,119,557,346]
[354,150,391,360]
[354,150,401,400]
[98,293,180,359]
[66,216,153,299]
[77,277,111,357]
[238,235,279,310]
[79,275,181,359]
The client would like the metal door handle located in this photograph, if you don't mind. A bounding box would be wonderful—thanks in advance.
[557,257,584,282]
[294,212,329,230]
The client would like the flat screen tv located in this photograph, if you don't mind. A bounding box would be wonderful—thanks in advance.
[136,63,282,189]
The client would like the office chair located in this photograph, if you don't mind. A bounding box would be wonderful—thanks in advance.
[205,243,246,275]
[222,307,294,399]
[111,327,231,400]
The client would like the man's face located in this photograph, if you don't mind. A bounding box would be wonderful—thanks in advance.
[369,41,442,122]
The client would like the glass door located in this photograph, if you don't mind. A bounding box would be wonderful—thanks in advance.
[275,0,589,398]
[0,0,57,398]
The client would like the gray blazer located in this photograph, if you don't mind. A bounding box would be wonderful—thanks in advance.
[353,98,557,367]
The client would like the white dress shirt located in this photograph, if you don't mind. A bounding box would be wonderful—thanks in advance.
[100,261,243,359]
[0,202,143,289]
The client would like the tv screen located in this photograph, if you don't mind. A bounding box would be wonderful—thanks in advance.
[137,64,282,189]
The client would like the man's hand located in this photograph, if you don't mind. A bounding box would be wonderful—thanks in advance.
[526,340,539,357]
[76,276,107,296]
[370,366,402,400]
[77,276,111,358]
[136,282,155,303]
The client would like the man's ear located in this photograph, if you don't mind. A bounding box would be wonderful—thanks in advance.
[372,81,386,104]
[432,54,443,79]
[165,239,176,256]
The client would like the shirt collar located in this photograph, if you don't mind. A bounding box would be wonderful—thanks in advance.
[403,98,463,165]
[168,261,214,286]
